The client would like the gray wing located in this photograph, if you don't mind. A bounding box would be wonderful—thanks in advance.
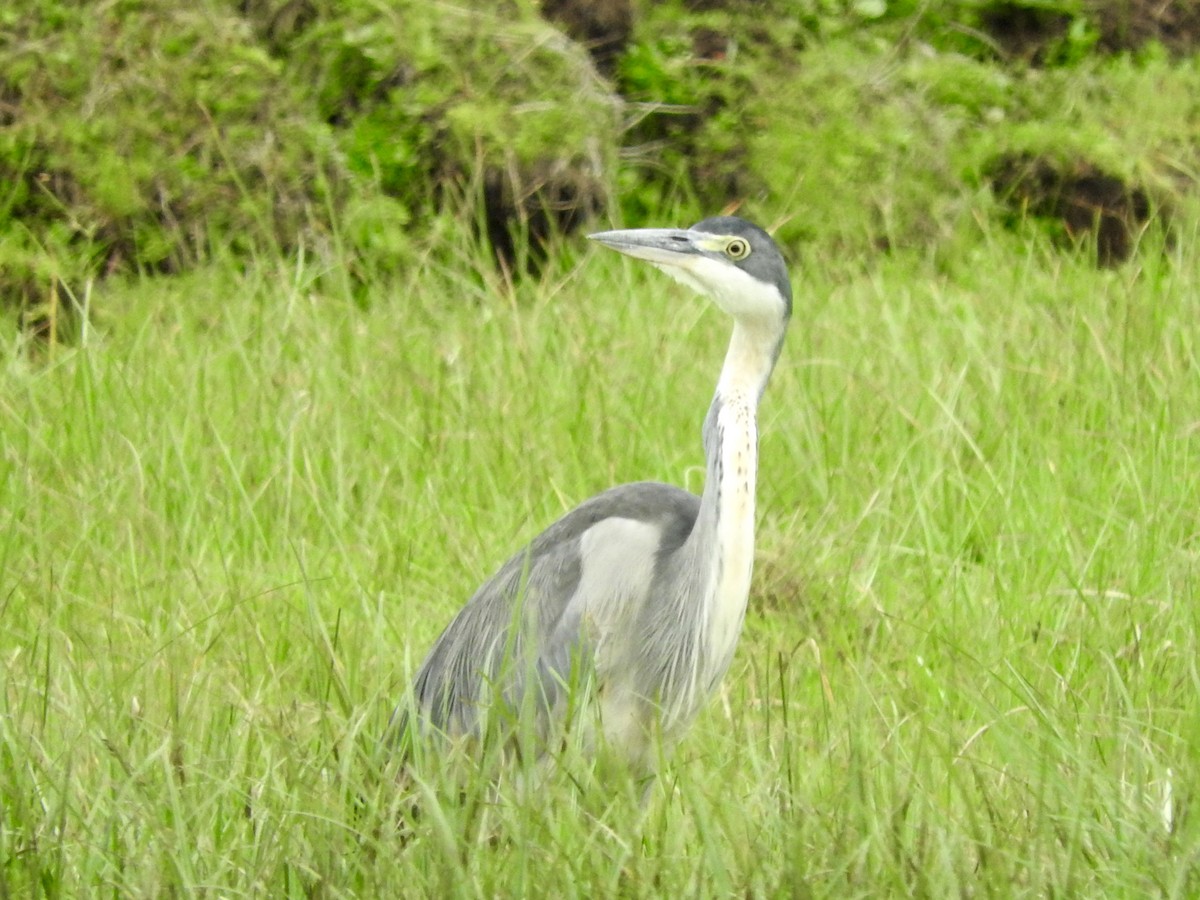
[398,481,699,743]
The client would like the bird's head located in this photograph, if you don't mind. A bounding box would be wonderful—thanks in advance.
[588,216,792,327]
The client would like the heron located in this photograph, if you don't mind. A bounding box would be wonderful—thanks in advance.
[395,216,791,774]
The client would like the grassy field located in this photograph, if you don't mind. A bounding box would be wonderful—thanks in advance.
[2,209,1199,896]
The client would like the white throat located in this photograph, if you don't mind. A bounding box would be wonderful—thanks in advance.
[699,318,781,692]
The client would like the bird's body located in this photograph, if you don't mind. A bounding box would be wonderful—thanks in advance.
[396,216,791,771]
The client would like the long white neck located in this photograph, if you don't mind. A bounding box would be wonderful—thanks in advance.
[687,317,785,696]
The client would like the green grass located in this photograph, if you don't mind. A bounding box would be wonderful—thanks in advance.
[2,214,1199,896]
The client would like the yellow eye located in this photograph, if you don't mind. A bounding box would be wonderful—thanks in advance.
[725,238,751,260]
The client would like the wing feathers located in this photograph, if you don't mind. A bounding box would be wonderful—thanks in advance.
[404,482,699,741]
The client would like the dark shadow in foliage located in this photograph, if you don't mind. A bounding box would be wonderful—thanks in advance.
[1090,0,1200,55]
[541,0,633,78]
[239,0,319,53]
[978,2,1074,64]
[986,152,1169,266]
[480,162,606,277]
[958,0,1200,63]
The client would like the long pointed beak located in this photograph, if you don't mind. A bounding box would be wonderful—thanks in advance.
[587,227,703,266]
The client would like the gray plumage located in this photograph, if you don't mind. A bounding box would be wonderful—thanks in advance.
[394,216,792,771]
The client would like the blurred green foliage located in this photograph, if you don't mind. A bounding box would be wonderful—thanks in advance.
[0,0,338,298]
[0,0,615,304]
[1,0,1198,315]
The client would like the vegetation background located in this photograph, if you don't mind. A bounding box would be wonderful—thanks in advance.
[2,0,1199,895]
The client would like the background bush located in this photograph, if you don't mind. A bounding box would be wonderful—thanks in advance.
[1,0,1197,310]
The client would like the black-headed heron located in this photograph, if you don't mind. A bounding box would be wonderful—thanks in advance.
[394,216,791,773]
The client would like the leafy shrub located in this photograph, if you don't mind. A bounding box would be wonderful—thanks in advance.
[0,0,341,305]
[0,0,619,309]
